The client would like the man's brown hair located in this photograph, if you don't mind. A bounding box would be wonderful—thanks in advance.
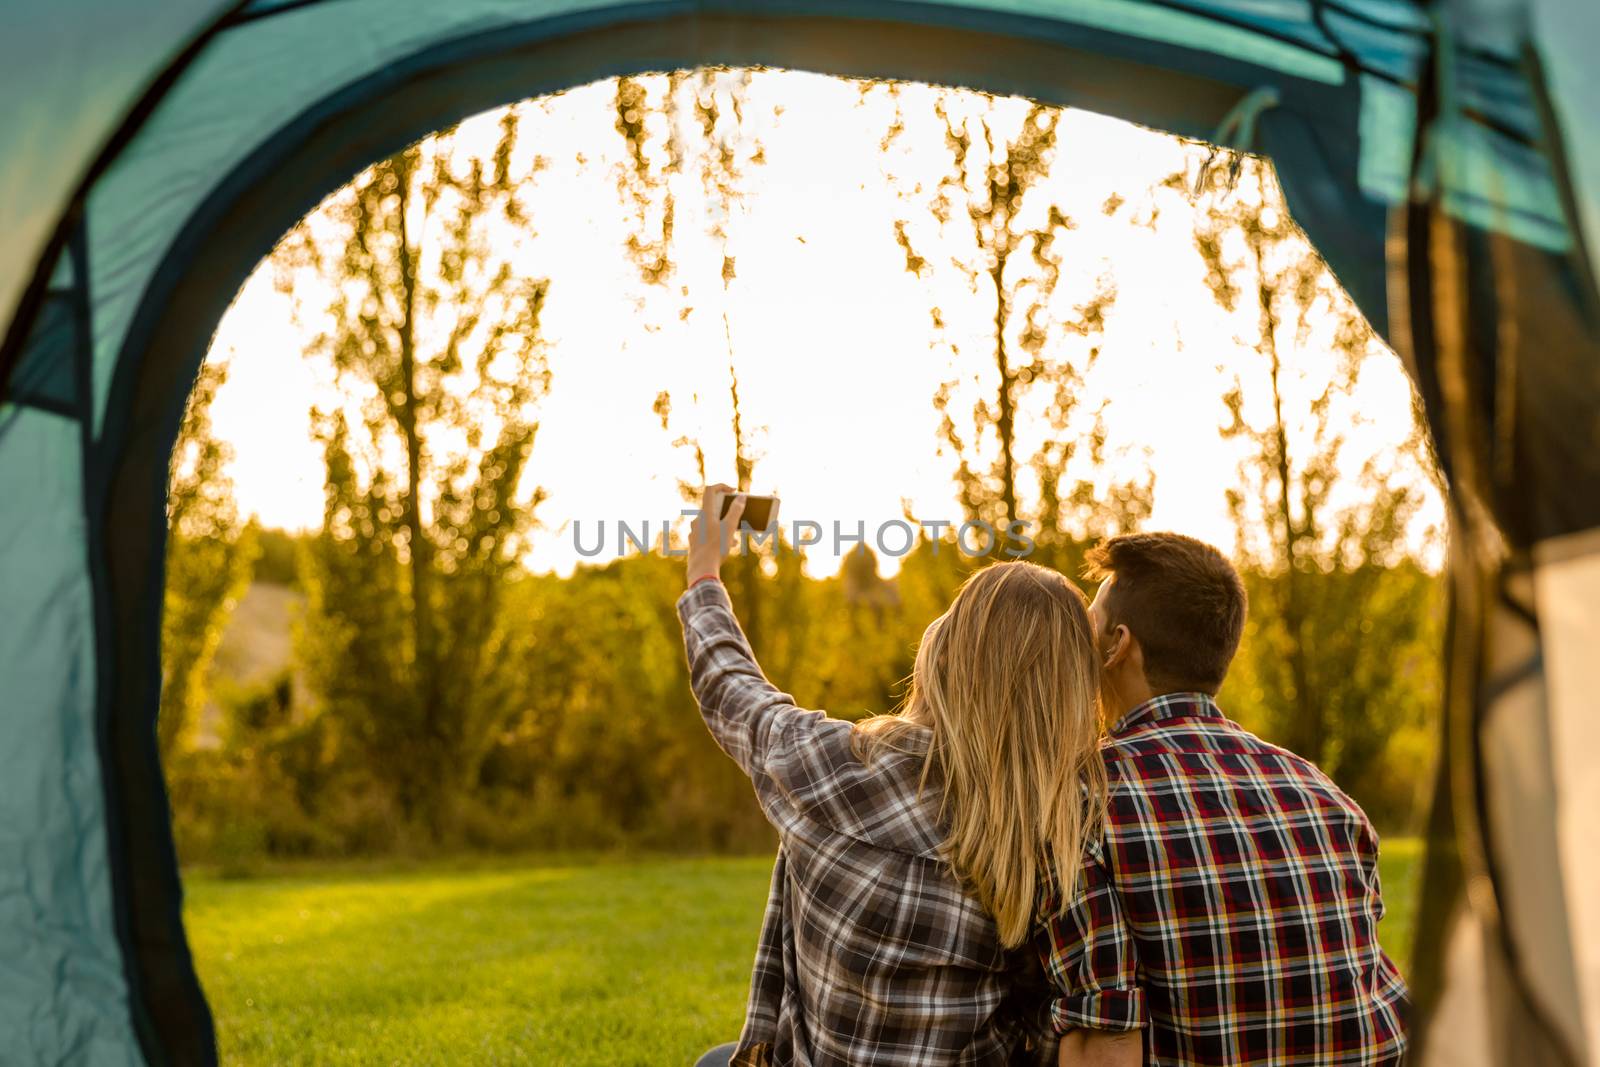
[1085,532,1247,695]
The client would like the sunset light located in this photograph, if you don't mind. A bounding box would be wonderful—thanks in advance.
[202,72,1441,576]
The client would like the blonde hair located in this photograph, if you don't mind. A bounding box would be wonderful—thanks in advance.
[853,560,1107,948]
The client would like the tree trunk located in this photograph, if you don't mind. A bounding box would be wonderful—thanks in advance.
[393,156,443,832]
[394,157,435,707]
[1259,272,1321,763]
[991,254,1019,533]
[727,352,761,656]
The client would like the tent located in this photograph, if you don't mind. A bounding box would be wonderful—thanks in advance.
[0,0,1595,1063]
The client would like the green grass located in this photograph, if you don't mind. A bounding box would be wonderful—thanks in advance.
[186,842,1422,1064]
[185,855,773,1066]
[1377,836,1423,974]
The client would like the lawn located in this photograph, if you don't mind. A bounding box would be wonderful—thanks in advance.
[185,842,1421,1065]
[1376,835,1422,973]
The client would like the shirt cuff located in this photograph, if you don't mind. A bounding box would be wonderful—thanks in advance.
[677,574,731,620]
[1048,988,1147,1034]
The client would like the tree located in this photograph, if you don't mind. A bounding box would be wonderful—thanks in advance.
[274,109,552,836]
[1193,155,1444,825]
[614,70,786,648]
[474,553,776,853]
[803,545,908,718]
[879,88,1151,571]
[614,70,771,496]
[161,356,256,760]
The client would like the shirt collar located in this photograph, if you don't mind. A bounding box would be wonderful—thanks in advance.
[1110,691,1223,736]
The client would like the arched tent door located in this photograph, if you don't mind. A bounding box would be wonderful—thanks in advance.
[0,2,1593,1066]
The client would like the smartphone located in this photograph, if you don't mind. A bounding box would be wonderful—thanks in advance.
[719,492,779,532]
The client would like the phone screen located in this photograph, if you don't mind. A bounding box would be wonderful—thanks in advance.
[719,493,778,531]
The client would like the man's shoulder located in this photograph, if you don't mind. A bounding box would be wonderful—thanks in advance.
[1102,714,1365,815]
[1107,705,1312,756]
[1103,710,1263,761]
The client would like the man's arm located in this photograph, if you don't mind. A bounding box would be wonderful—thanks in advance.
[1033,846,1147,1043]
[1058,1028,1143,1067]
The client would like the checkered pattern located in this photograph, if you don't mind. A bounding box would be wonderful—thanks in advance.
[1034,693,1410,1065]
[678,580,1054,1067]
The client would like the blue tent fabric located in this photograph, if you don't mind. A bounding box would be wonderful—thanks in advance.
[6,247,87,422]
[0,0,239,381]
[0,1,1595,1064]
[0,409,142,1065]
[1528,0,1600,292]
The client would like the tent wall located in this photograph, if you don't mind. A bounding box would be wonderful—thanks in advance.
[1393,8,1600,1060]
[1530,0,1600,283]
[0,0,239,388]
[0,407,141,1065]
[1535,530,1600,1055]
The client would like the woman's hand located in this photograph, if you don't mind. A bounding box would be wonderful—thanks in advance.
[687,483,746,588]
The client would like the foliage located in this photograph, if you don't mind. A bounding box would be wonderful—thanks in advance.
[878,88,1153,569]
[612,69,768,353]
[249,523,305,588]
[273,110,552,839]
[171,517,1438,864]
[1192,156,1445,829]
[478,554,772,853]
[613,69,782,653]
[161,357,257,760]
[169,669,351,875]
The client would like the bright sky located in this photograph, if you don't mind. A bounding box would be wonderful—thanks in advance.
[203,70,1441,577]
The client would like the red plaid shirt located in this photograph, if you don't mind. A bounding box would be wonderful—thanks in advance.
[1035,693,1409,1065]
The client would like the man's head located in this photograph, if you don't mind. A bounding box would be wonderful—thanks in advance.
[1085,533,1247,709]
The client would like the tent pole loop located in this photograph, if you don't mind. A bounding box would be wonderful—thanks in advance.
[1193,86,1281,196]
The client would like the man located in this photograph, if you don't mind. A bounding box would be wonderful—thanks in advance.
[1036,532,1409,1067]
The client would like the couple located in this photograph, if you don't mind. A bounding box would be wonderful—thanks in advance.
[680,486,1408,1067]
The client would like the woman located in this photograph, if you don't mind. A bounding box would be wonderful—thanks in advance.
[681,486,1106,1067]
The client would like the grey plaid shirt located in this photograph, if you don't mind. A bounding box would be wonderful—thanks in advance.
[678,580,1054,1067]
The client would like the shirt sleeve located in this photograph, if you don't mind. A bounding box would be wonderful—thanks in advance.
[1034,844,1147,1034]
[676,579,830,818]
[1361,813,1387,924]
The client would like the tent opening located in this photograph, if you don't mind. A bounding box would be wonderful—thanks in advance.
[156,69,1447,1060]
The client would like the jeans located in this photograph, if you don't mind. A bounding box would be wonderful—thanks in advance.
[693,1042,738,1067]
